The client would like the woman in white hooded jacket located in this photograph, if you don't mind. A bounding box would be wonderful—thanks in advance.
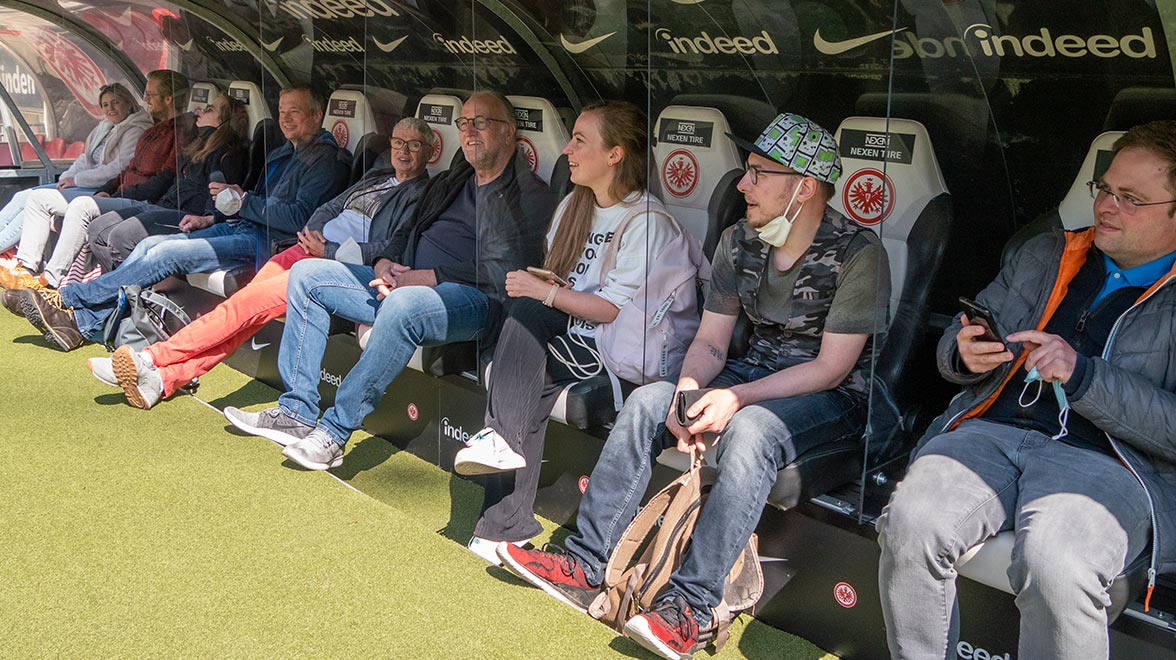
[0,83,150,254]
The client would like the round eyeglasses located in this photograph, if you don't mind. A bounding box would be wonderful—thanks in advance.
[390,137,425,153]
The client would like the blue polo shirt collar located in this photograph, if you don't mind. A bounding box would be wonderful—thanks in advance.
[1097,249,1176,305]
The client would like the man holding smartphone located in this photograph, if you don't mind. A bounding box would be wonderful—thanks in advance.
[498,114,891,659]
[879,120,1176,659]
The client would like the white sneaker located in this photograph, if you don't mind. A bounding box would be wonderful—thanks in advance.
[87,357,118,387]
[112,345,163,410]
[453,427,525,475]
[466,537,527,565]
[281,428,345,470]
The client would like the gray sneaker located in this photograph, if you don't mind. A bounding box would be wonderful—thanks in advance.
[282,429,345,470]
[112,345,163,410]
[87,357,119,387]
[224,406,314,447]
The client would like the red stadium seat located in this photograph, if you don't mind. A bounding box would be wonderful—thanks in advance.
[43,137,65,159]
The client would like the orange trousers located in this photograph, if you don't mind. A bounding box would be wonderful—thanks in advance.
[144,245,311,396]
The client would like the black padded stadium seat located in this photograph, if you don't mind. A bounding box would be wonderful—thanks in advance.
[1103,87,1176,132]
[349,133,390,182]
[1001,131,1122,271]
[228,81,278,193]
[657,117,953,510]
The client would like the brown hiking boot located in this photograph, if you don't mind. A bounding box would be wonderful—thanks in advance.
[1,288,24,316]
[0,266,44,290]
[20,288,84,351]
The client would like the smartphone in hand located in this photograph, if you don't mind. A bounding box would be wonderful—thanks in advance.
[675,388,715,426]
[959,297,1001,343]
[526,266,569,286]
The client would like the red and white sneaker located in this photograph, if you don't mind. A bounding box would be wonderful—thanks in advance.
[497,543,598,613]
[623,594,704,660]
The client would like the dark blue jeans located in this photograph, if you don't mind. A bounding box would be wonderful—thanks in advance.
[564,359,866,625]
[62,221,258,339]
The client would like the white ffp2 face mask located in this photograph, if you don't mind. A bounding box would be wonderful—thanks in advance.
[753,180,805,247]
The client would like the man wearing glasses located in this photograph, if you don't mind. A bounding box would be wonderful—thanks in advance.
[100,118,435,410]
[498,113,890,660]
[224,91,555,470]
[879,120,1176,658]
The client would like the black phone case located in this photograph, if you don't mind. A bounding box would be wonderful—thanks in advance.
[676,388,715,426]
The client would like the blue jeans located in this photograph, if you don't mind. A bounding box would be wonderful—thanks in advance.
[0,185,96,253]
[877,419,1152,660]
[61,221,259,339]
[277,259,489,445]
[564,359,866,626]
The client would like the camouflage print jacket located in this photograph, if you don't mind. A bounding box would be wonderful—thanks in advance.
[728,207,887,396]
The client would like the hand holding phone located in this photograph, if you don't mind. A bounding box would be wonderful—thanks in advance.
[959,297,1001,342]
[675,388,715,427]
[526,266,568,286]
[957,296,1014,374]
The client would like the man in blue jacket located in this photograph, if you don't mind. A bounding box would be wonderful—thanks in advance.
[16,85,349,351]
[879,120,1176,659]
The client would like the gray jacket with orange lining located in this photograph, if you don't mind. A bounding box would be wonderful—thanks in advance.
[919,227,1176,605]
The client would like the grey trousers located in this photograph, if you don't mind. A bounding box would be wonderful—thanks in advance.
[877,419,1151,660]
[87,207,184,272]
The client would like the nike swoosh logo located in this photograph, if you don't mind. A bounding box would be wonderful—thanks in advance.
[372,35,408,53]
[176,38,193,52]
[670,0,706,4]
[813,27,906,55]
[251,338,271,351]
[560,31,616,54]
[260,36,284,52]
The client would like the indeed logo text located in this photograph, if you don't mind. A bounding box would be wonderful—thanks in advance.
[302,34,364,53]
[655,28,778,55]
[441,417,471,444]
[207,36,248,52]
[271,0,399,20]
[433,33,517,55]
[893,25,1155,60]
[320,368,343,387]
[957,641,1012,660]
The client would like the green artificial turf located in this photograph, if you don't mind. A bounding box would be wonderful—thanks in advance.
[0,311,834,659]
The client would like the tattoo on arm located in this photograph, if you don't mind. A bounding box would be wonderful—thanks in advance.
[707,344,725,361]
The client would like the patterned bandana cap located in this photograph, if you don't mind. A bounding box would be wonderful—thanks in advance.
[753,113,842,184]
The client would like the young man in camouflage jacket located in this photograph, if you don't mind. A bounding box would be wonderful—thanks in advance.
[497,113,891,659]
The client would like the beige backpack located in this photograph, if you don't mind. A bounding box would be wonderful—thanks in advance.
[588,457,764,651]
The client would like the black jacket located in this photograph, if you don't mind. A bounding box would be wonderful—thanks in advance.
[140,127,249,214]
[378,150,554,300]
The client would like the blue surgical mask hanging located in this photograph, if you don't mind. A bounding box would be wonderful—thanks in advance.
[1018,366,1070,440]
